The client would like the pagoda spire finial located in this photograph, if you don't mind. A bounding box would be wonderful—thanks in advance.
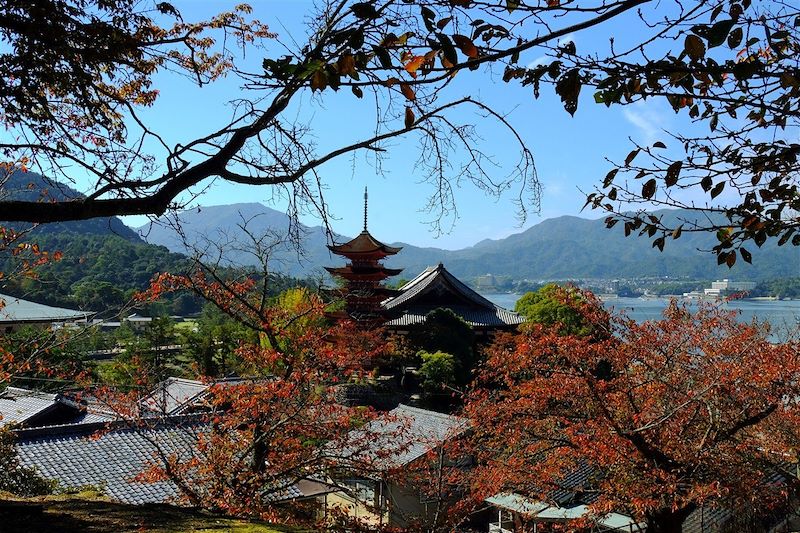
[363,186,368,232]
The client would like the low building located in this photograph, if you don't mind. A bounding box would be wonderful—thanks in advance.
[486,492,641,532]
[14,414,331,506]
[140,377,215,415]
[16,417,204,504]
[0,387,111,428]
[139,377,249,415]
[0,293,93,333]
[323,404,470,529]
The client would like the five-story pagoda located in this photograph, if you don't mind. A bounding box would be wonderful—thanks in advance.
[326,188,402,326]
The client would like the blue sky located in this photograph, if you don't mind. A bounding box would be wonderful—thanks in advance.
[121,0,689,249]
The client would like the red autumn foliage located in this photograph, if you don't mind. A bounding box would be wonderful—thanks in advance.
[465,288,800,532]
[94,268,410,524]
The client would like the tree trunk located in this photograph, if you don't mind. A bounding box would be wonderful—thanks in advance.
[251,423,266,473]
[646,504,697,533]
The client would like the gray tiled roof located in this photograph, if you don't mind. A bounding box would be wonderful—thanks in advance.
[682,468,793,533]
[15,415,310,505]
[548,462,600,506]
[384,305,524,328]
[341,404,469,470]
[383,264,495,311]
[0,293,92,323]
[382,265,523,328]
[0,388,114,427]
[682,506,732,533]
[16,418,204,505]
[140,377,252,415]
[140,378,209,415]
[0,387,58,425]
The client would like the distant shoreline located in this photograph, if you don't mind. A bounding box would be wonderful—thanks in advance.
[478,291,798,302]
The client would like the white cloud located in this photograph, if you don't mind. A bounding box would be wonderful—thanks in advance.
[622,100,670,145]
[542,180,565,197]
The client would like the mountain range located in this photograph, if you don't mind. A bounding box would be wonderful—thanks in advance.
[1,172,795,284]
[136,203,800,281]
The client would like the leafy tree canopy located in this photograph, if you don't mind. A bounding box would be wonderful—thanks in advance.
[408,308,475,386]
[418,349,457,392]
[515,283,606,337]
[467,296,800,531]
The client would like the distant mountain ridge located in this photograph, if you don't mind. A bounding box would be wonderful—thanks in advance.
[136,203,346,278]
[137,203,800,281]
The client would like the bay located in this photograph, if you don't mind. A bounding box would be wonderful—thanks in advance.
[481,293,800,341]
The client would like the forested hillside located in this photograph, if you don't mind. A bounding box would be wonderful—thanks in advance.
[433,211,799,280]
[0,233,194,312]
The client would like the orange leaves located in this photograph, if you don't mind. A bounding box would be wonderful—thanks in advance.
[465,298,800,525]
[452,34,478,58]
[402,50,439,79]
[310,69,327,92]
[400,82,416,101]
[403,54,426,77]
[336,53,357,78]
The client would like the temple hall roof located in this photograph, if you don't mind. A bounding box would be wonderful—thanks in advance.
[381,264,524,328]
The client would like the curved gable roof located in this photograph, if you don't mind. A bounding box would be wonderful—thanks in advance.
[383,263,496,311]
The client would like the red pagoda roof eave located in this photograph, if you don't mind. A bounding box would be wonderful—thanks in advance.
[327,231,402,256]
[326,247,400,260]
[325,266,403,278]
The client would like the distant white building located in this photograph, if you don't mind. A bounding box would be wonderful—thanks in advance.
[704,279,756,297]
